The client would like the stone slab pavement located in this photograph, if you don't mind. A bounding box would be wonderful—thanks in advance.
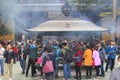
[0,62,110,80]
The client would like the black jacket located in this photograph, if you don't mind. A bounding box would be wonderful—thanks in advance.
[18,47,28,60]
[4,50,15,64]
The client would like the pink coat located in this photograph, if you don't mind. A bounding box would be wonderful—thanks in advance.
[92,50,101,66]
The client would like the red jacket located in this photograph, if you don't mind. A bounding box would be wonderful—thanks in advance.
[13,47,18,54]
[75,50,83,66]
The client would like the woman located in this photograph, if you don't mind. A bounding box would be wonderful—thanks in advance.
[4,43,15,80]
[42,46,55,80]
[74,44,83,79]
[92,46,101,78]
[83,46,93,79]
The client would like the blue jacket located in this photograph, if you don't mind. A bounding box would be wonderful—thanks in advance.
[56,48,62,61]
[106,45,117,59]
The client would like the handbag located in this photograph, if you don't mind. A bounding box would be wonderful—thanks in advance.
[74,54,81,62]
[37,56,42,64]
[42,55,54,73]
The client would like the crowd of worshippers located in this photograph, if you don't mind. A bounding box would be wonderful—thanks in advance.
[0,39,120,80]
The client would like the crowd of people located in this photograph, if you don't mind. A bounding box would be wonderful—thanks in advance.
[0,39,120,80]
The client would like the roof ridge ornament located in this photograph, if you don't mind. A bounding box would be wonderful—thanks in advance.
[61,0,72,17]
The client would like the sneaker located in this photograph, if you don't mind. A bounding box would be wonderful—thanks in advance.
[79,76,82,79]
[75,76,78,79]
[32,74,37,77]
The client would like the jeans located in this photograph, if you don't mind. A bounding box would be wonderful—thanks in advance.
[20,59,26,73]
[55,60,59,77]
[46,75,53,80]
[0,59,4,75]
[63,63,71,80]
[105,58,115,71]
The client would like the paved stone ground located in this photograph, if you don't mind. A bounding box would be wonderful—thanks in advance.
[0,62,110,80]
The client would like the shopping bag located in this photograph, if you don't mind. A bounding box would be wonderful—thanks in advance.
[42,60,54,73]
[37,57,42,64]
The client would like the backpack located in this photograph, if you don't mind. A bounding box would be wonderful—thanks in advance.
[64,49,73,63]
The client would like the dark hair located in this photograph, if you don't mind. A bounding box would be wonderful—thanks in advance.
[86,45,90,49]
[58,44,62,49]
[21,43,24,46]
[0,40,5,46]
[45,46,52,53]
[62,42,67,46]
[93,46,98,50]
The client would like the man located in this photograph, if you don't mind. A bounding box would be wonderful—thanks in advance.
[26,40,38,77]
[18,43,27,74]
[0,41,5,76]
[109,55,120,80]
[62,42,72,80]
[105,40,117,71]
[97,43,106,77]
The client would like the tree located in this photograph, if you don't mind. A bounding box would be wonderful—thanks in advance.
[70,0,98,10]
[0,0,18,37]
[0,23,12,36]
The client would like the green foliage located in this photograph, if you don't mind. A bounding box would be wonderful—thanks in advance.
[0,24,12,36]
[70,0,98,5]
[70,0,98,10]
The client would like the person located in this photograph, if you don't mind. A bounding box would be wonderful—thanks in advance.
[92,46,101,78]
[109,55,120,80]
[62,42,72,80]
[4,43,15,80]
[74,44,82,80]
[105,40,117,71]
[13,43,18,61]
[83,45,93,79]
[26,40,38,77]
[0,41,5,76]
[39,47,48,77]
[97,43,106,77]
[18,43,27,74]
[54,44,62,78]
[42,46,55,80]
